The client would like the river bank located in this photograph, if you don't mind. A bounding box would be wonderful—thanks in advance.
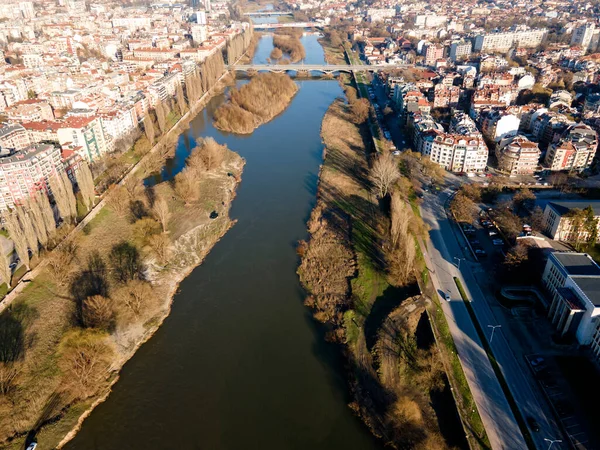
[0,69,245,449]
[298,98,466,449]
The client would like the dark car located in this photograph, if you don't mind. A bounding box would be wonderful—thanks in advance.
[209,211,219,219]
[527,417,540,432]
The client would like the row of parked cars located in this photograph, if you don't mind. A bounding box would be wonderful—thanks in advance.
[368,87,394,145]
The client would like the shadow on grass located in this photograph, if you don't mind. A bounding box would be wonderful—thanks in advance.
[363,282,419,352]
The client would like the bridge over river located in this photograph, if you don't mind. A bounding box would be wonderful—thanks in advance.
[228,63,412,74]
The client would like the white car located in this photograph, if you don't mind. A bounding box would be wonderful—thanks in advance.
[26,443,37,450]
[442,291,451,301]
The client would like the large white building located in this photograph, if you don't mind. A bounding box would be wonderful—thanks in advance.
[474,28,547,53]
[542,201,600,243]
[571,23,596,53]
[542,252,600,362]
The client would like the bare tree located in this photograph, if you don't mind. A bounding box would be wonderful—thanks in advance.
[371,153,400,198]
[144,115,156,145]
[47,241,78,287]
[28,197,49,249]
[152,195,171,233]
[61,171,78,220]
[148,233,171,264]
[450,193,477,223]
[173,169,199,205]
[16,206,38,259]
[50,172,77,223]
[107,185,130,217]
[82,295,115,330]
[155,102,168,135]
[76,162,96,212]
[0,247,12,287]
[36,191,57,241]
[390,192,410,248]
[123,177,142,204]
[57,329,113,399]
[350,98,370,124]
[194,137,226,171]
[175,83,187,116]
[4,211,30,271]
[114,279,154,318]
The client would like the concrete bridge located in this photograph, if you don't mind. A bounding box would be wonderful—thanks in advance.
[253,22,318,29]
[243,11,292,16]
[228,64,411,75]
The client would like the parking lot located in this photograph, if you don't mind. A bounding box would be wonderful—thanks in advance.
[526,354,594,449]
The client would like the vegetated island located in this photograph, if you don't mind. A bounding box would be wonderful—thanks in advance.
[298,97,460,449]
[0,137,244,450]
[272,29,306,63]
[213,72,298,134]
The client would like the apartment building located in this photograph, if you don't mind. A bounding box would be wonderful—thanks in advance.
[0,124,32,151]
[415,113,488,173]
[5,99,54,123]
[542,252,600,363]
[23,116,109,162]
[474,28,547,53]
[542,200,600,242]
[423,43,444,66]
[544,124,597,171]
[0,144,62,211]
[479,109,521,141]
[495,134,540,175]
[449,40,472,62]
[571,23,596,54]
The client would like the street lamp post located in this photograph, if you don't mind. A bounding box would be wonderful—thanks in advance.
[488,324,501,343]
[544,438,562,450]
[454,257,464,269]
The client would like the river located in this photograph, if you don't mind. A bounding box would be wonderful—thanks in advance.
[65,35,382,450]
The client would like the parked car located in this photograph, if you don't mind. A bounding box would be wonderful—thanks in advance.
[469,239,480,245]
[530,357,545,367]
[26,443,37,450]
[488,229,498,237]
[492,239,504,246]
[475,249,487,257]
[392,150,401,156]
[442,291,451,301]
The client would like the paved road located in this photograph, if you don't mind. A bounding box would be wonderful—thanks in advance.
[420,188,526,450]
[421,187,568,450]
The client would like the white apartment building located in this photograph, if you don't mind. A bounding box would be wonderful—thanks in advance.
[542,252,600,363]
[542,201,600,243]
[449,41,472,62]
[571,23,596,53]
[474,29,547,53]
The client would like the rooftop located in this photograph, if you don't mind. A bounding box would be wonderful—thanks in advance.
[548,200,600,217]
[553,252,600,276]
[570,276,600,307]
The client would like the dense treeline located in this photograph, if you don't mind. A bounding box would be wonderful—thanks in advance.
[186,50,226,106]
[226,27,254,64]
[213,72,298,134]
[272,34,306,63]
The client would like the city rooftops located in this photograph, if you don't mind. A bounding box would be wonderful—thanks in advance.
[547,200,600,217]
[0,144,56,163]
[552,252,600,276]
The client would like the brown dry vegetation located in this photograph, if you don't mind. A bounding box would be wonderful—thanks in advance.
[213,72,298,134]
[0,140,244,450]
[272,34,306,63]
[298,99,451,449]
